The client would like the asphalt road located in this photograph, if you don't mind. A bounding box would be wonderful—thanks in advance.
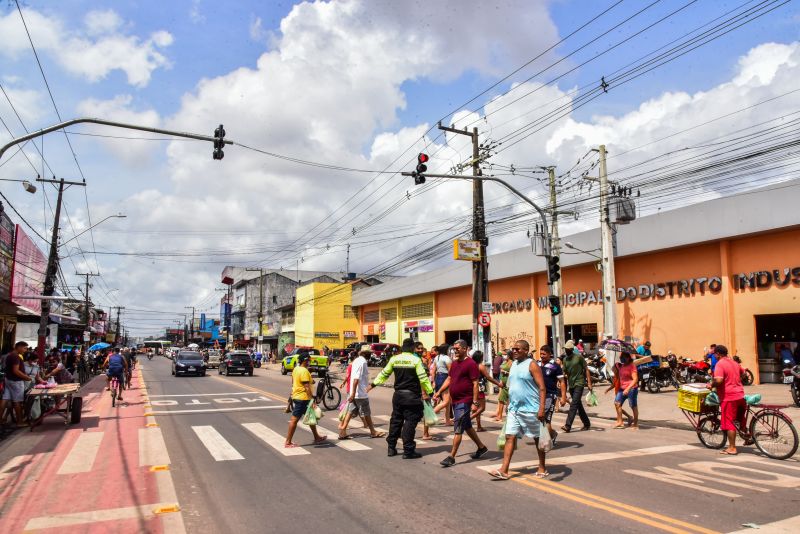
[141,357,800,534]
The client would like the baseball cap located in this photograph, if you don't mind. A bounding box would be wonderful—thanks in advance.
[297,353,310,363]
[564,340,575,350]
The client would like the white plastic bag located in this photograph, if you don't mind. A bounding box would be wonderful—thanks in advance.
[537,422,552,452]
[313,405,323,419]
[585,390,599,407]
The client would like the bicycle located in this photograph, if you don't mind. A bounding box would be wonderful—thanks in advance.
[110,374,123,407]
[683,399,798,460]
[315,371,342,411]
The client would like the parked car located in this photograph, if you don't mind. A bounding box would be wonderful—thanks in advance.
[206,350,222,369]
[219,351,254,376]
[172,351,206,377]
[281,347,328,376]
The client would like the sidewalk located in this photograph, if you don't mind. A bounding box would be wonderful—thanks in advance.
[263,363,800,431]
[0,367,184,533]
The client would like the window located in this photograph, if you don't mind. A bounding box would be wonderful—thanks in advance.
[381,308,397,321]
[401,302,433,319]
[343,305,356,319]
[272,295,277,304]
[363,310,379,323]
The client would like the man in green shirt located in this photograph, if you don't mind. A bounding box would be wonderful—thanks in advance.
[561,340,592,433]
[368,338,433,459]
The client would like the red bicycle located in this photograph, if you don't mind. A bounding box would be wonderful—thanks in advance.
[110,375,123,407]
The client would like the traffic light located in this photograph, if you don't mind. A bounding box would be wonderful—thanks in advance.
[412,153,428,185]
[213,124,225,160]
[548,295,561,316]
[547,254,561,283]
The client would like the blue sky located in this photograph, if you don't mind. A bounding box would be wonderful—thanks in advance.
[1,0,799,335]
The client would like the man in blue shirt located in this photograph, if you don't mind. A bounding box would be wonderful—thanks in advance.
[636,341,652,357]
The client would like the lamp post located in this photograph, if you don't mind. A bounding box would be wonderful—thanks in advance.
[0,177,38,194]
[58,214,126,248]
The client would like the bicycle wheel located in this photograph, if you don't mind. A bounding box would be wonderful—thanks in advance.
[322,385,342,410]
[111,383,117,408]
[741,370,754,386]
[749,410,799,460]
[697,416,727,449]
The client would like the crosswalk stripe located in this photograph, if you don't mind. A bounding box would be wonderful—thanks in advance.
[0,454,33,483]
[192,426,244,461]
[242,422,309,456]
[139,428,171,466]
[296,422,371,451]
[58,432,104,474]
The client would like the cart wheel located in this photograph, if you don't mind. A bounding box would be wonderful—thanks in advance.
[697,416,727,449]
[70,397,83,425]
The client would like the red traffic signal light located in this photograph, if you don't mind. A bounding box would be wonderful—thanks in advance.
[418,153,429,164]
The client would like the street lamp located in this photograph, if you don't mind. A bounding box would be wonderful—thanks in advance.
[58,214,126,248]
[0,177,37,194]
[563,242,602,260]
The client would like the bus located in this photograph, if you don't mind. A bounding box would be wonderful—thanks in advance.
[143,340,172,354]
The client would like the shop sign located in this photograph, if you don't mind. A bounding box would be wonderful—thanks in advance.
[453,239,481,261]
[10,225,46,314]
[344,330,357,338]
[0,211,14,301]
[403,319,433,333]
[315,332,340,339]
[481,302,493,314]
[492,299,533,313]
[733,267,800,290]
[362,323,377,335]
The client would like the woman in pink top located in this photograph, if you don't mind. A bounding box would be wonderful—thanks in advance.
[612,352,639,429]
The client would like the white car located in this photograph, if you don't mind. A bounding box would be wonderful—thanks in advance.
[206,350,222,369]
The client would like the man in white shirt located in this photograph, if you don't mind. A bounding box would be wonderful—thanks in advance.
[338,350,385,439]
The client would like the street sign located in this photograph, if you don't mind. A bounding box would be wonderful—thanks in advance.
[453,239,481,261]
[481,302,493,314]
[477,313,491,327]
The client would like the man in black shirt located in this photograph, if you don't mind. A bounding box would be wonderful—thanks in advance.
[538,345,567,444]
[1,342,32,427]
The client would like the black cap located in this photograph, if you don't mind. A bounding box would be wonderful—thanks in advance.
[298,353,310,363]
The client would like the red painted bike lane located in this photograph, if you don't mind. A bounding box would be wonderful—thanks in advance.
[0,367,183,533]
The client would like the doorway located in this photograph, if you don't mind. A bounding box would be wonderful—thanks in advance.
[755,313,799,383]
[545,323,599,351]
[444,330,472,347]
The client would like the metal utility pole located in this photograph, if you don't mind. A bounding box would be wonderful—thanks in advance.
[245,268,265,352]
[547,167,567,358]
[586,145,617,339]
[112,306,125,345]
[36,177,86,363]
[437,123,489,357]
[185,306,196,343]
[76,271,99,353]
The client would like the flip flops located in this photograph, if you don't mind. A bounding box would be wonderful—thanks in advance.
[313,436,328,444]
[533,471,550,479]
[284,443,299,449]
[337,435,352,440]
[489,470,510,480]
[370,431,387,438]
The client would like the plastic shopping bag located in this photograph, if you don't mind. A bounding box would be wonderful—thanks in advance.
[585,390,599,407]
[497,420,508,451]
[302,403,318,426]
[338,401,348,422]
[422,401,439,426]
[537,422,552,452]
[313,405,323,419]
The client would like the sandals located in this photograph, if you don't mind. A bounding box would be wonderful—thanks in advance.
[489,470,509,480]
[719,449,738,455]
[533,471,550,479]
[313,436,328,444]
[370,431,387,438]
[613,424,626,429]
[338,435,352,440]
[284,443,299,449]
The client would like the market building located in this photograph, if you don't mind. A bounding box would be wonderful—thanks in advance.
[352,179,800,384]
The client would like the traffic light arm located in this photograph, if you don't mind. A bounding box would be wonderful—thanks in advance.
[0,117,234,162]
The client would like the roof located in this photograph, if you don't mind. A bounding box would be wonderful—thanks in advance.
[352,179,800,306]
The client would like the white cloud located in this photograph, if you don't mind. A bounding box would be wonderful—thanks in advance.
[249,16,267,43]
[0,7,172,87]
[189,0,206,24]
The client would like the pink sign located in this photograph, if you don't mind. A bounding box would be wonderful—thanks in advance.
[11,225,46,315]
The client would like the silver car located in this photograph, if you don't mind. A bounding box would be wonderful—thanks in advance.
[206,350,222,369]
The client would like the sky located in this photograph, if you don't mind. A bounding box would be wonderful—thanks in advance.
[0,0,798,337]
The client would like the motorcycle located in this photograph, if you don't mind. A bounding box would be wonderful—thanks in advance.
[678,358,710,383]
[782,364,800,407]
[147,353,153,361]
[369,352,387,367]
[732,355,754,386]
[586,353,611,383]
[645,364,680,393]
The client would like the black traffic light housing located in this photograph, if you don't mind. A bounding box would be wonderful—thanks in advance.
[213,124,226,160]
[548,295,561,316]
[547,255,561,283]
[412,153,428,185]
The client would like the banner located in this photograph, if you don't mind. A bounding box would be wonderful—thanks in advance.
[0,211,14,300]
[11,225,46,314]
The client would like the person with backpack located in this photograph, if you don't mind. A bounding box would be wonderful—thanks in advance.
[103,348,129,400]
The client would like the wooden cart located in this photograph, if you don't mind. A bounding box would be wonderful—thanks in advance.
[26,383,83,430]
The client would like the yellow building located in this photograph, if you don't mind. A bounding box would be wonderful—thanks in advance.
[358,293,437,349]
[294,282,360,350]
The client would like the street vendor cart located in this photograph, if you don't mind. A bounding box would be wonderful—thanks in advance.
[26,383,82,430]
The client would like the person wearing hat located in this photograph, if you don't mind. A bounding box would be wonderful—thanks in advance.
[707,345,748,455]
[636,341,652,357]
[561,339,592,433]
[284,352,327,448]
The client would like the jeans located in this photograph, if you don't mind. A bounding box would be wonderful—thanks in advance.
[387,390,423,453]
[564,385,591,430]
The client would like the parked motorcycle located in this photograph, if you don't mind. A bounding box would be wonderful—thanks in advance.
[782,364,800,407]
[678,358,710,383]
[645,364,679,393]
[586,353,611,383]
[732,355,754,386]
[368,353,387,368]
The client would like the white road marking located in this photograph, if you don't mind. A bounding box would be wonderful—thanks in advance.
[149,406,285,415]
[24,503,176,530]
[139,428,172,466]
[296,422,371,451]
[154,470,185,534]
[57,432,104,474]
[727,513,800,533]
[478,444,697,472]
[149,392,256,397]
[191,426,244,461]
[242,422,309,456]
[0,454,33,483]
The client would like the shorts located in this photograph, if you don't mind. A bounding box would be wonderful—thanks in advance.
[720,398,746,432]
[106,369,124,380]
[614,388,639,408]
[291,399,310,419]
[348,398,371,417]
[544,394,557,423]
[434,373,448,392]
[453,401,473,434]
[2,379,25,402]
[505,411,541,439]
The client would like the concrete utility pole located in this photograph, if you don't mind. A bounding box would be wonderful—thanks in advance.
[586,145,617,339]
[36,177,86,363]
[185,306,195,343]
[76,271,99,351]
[547,167,567,358]
[437,123,489,357]
[245,268,265,352]
[112,306,125,345]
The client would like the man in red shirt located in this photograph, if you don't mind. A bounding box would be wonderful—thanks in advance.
[709,344,746,455]
[433,340,487,467]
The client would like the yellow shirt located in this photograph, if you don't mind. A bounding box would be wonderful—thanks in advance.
[291,366,313,400]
